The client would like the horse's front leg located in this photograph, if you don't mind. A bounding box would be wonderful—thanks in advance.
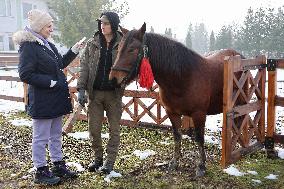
[167,112,182,171]
[192,112,206,177]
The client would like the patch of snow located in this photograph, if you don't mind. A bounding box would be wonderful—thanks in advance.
[264,174,278,180]
[67,131,89,140]
[104,171,122,183]
[247,170,258,175]
[251,179,262,184]
[223,164,245,176]
[66,162,85,172]
[133,149,156,160]
[9,118,32,127]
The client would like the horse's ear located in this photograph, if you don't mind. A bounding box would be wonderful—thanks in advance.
[141,22,146,34]
[137,22,146,40]
[119,25,129,35]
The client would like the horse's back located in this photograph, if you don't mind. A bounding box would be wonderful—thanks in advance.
[204,49,244,115]
[205,49,243,62]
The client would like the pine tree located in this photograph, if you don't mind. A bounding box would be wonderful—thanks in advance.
[215,26,233,50]
[164,28,173,38]
[185,24,192,49]
[150,26,155,33]
[265,7,284,57]
[209,31,215,51]
[191,23,208,55]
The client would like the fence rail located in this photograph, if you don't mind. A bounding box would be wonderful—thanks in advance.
[0,52,19,67]
[266,58,284,155]
[1,54,283,168]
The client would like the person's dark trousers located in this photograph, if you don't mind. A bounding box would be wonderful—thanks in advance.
[88,90,122,172]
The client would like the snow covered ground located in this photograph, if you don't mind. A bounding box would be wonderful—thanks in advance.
[0,68,284,181]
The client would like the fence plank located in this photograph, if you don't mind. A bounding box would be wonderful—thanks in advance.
[221,56,234,167]
[276,59,284,69]
[0,76,21,82]
[267,70,277,138]
[0,94,24,102]
[275,96,284,107]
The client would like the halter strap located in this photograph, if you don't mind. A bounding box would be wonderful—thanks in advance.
[114,33,148,85]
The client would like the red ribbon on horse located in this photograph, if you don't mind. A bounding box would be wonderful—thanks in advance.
[138,56,154,90]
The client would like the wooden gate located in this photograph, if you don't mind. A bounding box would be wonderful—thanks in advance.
[222,55,266,167]
[266,58,284,156]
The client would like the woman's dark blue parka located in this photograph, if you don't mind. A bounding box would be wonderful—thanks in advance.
[13,31,77,119]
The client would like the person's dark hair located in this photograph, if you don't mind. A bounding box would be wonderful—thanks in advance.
[97,11,120,33]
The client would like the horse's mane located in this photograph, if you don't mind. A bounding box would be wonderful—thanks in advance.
[123,30,205,79]
[144,32,205,78]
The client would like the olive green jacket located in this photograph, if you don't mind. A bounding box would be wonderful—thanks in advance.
[77,31,123,98]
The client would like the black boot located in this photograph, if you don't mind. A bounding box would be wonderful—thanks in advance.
[88,158,103,172]
[51,161,78,179]
[34,166,60,185]
[100,161,114,175]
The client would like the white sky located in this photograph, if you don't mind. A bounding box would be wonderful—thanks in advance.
[122,0,284,40]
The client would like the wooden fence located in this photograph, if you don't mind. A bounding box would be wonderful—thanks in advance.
[0,56,192,131]
[0,52,19,67]
[266,58,284,156]
[222,55,284,167]
[222,55,266,167]
[1,54,283,168]
[64,58,192,131]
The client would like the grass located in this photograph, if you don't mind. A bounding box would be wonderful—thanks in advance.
[0,112,284,189]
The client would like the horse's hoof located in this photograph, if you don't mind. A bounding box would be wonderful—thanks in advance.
[168,159,178,171]
[266,150,278,159]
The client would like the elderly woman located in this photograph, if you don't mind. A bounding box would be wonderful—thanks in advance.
[13,9,83,185]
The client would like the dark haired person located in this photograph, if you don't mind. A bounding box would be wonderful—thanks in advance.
[77,11,124,174]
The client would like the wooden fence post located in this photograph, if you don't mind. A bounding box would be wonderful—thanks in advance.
[23,82,28,111]
[221,56,234,167]
[266,59,277,157]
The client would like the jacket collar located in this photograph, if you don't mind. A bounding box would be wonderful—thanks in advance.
[13,30,54,47]
[93,31,122,49]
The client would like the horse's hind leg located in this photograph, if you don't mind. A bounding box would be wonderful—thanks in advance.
[192,112,206,177]
[167,112,182,171]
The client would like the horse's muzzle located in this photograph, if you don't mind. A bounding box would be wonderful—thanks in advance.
[109,70,127,86]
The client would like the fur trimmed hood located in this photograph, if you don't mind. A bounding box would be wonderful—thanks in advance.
[13,30,47,46]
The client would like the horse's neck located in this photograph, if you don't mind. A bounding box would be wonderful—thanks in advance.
[147,35,205,84]
[146,38,206,90]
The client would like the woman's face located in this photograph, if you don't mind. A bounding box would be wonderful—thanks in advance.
[39,21,54,39]
[101,21,112,35]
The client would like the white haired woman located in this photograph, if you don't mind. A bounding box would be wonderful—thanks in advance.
[13,9,83,185]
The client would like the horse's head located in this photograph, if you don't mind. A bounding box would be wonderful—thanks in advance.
[110,23,146,87]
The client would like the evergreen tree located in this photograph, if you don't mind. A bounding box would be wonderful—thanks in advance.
[265,7,284,57]
[47,0,129,47]
[215,25,233,50]
[164,28,173,38]
[185,24,192,49]
[150,26,155,33]
[209,31,215,51]
[235,7,267,57]
[191,23,208,55]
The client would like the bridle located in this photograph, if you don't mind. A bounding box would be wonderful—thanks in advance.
[111,33,148,86]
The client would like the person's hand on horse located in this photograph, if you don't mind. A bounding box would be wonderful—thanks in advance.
[78,89,88,107]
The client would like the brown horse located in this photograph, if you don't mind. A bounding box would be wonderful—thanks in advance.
[109,23,244,177]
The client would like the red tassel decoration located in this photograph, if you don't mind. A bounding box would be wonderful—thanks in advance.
[139,57,154,90]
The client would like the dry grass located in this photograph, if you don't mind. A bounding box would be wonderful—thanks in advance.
[1,112,284,189]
